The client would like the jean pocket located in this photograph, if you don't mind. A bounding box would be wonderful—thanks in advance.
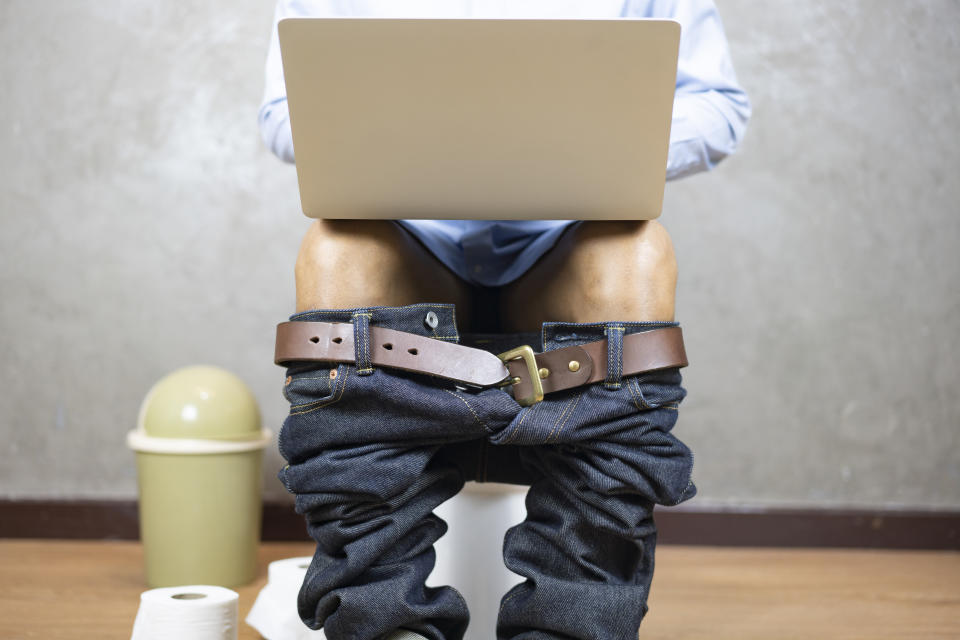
[278,362,350,466]
[282,362,347,412]
[626,368,686,410]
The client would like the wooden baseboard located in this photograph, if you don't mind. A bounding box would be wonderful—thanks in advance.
[653,506,960,549]
[1,499,957,549]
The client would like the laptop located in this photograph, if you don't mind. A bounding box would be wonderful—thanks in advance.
[278,18,680,220]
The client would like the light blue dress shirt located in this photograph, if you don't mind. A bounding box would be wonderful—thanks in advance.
[259,0,751,287]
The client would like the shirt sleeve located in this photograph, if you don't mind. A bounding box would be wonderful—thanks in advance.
[259,0,752,176]
[259,1,342,164]
[652,0,752,180]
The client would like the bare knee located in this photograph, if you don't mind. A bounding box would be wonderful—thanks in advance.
[296,220,405,279]
[573,220,677,320]
[294,219,472,315]
[295,219,423,311]
[628,220,678,285]
[502,220,677,328]
[575,220,675,268]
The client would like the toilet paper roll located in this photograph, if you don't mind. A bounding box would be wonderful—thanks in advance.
[246,557,325,639]
[267,556,314,590]
[131,585,238,640]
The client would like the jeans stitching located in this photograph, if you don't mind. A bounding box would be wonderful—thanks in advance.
[449,305,460,343]
[289,367,350,415]
[354,312,374,374]
[546,390,584,444]
[499,587,524,615]
[544,320,676,328]
[627,376,649,411]
[441,388,490,434]
[605,325,625,389]
[501,405,534,445]
[288,374,336,383]
[544,392,578,443]
[284,371,335,404]
[288,369,341,409]
[544,395,576,443]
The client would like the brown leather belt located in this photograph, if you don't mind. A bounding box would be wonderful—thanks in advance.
[275,321,687,406]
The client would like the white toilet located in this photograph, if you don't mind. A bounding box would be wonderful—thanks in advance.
[248,483,528,639]
[429,483,528,640]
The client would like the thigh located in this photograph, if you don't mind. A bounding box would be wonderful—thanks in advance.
[499,220,678,331]
[295,219,475,327]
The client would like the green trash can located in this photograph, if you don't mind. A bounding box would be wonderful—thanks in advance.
[127,365,272,588]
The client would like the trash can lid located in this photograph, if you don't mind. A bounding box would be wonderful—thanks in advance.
[137,365,262,440]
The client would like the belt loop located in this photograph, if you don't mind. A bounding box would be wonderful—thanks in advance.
[604,323,625,389]
[352,311,374,376]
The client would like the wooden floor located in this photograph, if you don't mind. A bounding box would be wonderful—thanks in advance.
[0,541,957,639]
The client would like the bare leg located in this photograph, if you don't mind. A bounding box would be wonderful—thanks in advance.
[295,219,474,328]
[499,220,678,330]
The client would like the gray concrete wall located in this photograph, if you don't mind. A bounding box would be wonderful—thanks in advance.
[1,1,957,508]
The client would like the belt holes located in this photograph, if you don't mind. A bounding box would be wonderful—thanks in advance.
[332,336,343,344]
[408,348,418,355]
[309,336,320,344]
[383,343,393,350]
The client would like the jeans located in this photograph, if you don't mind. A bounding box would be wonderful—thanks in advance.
[277,303,695,640]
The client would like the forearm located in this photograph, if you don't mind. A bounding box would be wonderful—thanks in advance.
[666,88,751,181]
[258,97,295,163]
[259,0,326,164]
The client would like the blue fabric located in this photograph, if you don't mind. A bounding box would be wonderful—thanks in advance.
[278,303,694,639]
[394,219,576,288]
[258,0,751,286]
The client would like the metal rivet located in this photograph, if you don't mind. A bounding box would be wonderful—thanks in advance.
[510,376,521,385]
[424,311,439,329]
[538,367,550,379]
[284,376,292,385]
[329,369,337,379]
[568,360,580,372]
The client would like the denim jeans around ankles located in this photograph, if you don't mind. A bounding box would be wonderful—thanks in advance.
[277,303,695,640]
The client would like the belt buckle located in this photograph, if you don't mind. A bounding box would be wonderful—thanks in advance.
[497,345,544,407]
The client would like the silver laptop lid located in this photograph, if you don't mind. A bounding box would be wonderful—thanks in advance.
[279,18,679,220]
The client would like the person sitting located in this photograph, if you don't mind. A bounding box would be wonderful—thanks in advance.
[260,2,751,638]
